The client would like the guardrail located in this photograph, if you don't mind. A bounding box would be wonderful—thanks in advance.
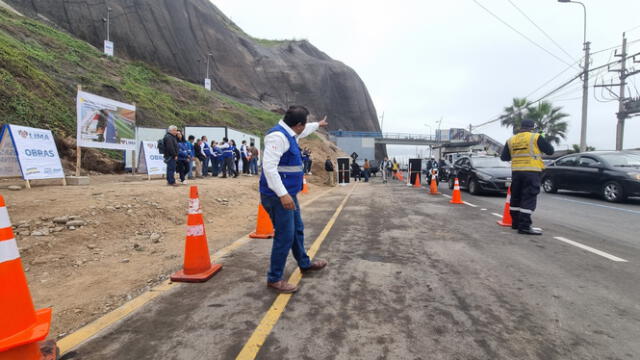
[329,131,439,141]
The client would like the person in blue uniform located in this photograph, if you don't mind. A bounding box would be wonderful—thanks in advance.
[260,106,329,293]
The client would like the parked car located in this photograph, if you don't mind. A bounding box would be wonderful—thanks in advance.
[542,151,640,202]
[448,156,511,195]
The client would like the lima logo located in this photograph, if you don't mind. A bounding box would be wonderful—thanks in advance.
[17,130,49,141]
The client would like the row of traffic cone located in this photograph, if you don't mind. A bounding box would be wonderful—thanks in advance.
[431,175,513,227]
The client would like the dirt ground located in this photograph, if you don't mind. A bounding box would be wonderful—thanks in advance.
[0,135,343,340]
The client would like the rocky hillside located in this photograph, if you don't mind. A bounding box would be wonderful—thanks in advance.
[0,6,287,171]
[6,0,382,136]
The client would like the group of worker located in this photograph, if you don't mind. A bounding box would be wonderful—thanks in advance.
[162,126,260,186]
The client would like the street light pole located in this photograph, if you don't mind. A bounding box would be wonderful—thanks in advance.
[559,0,589,153]
[106,7,111,41]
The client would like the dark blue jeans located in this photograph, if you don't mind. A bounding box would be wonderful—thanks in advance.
[165,157,176,184]
[202,156,210,176]
[261,193,312,283]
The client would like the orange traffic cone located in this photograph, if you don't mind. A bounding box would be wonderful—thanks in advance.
[249,204,275,239]
[171,186,222,283]
[398,171,404,182]
[429,171,440,195]
[450,178,464,204]
[0,195,57,360]
[413,173,421,188]
[413,172,422,188]
[497,187,513,227]
[301,176,309,194]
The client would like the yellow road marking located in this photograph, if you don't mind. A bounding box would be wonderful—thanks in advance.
[235,184,356,360]
[57,186,334,355]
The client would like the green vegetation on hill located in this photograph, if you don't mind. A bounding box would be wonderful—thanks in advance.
[0,7,280,139]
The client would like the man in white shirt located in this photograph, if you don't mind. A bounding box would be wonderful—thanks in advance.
[259,106,328,293]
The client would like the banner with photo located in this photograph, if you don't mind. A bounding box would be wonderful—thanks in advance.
[137,141,166,176]
[0,124,64,180]
[77,90,136,150]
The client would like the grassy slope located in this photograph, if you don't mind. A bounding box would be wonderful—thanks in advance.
[0,8,280,140]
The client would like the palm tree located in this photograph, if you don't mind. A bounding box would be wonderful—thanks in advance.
[499,98,570,145]
[526,101,568,145]
[500,98,529,134]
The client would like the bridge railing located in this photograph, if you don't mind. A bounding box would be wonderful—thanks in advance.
[329,130,438,141]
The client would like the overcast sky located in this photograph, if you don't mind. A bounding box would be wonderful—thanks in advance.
[212,0,640,154]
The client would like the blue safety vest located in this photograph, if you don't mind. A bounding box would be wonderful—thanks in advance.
[202,142,212,157]
[212,146,221,158]
[222,143,234,158]
[259,124,304,197]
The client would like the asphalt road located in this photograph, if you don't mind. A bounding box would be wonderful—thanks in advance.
[62,178,640,360]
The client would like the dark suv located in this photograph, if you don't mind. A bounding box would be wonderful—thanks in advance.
[542,151,640,202]
[448,156,511,195]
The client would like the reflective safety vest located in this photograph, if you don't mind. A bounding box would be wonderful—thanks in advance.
[221,144,234,158]
[202,142,212,157]
[508,132,544,172]
[259,124,304,196]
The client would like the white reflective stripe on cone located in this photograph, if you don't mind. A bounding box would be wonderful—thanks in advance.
[186,224,204,237]
[506,194,511,203]
[454,186,460,190]
[0,238,20,263]
[188,199,201,214]
[0,207,11,228]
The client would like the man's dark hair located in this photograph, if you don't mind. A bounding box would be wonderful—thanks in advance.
[283,105,309,128]
[250,142,255,146]
[223,137,228,142]
[242,140,246,144]
[201,136,207,140]
[188,135,195,141]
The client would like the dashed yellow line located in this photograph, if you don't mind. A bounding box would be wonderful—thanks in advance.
[57,186,334,355]
[235,184,356,360]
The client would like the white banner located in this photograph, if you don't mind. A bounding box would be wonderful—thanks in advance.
[104,40,114,57]
[204,78,211,91]
[0,125,64,180]
[77,90,136,151]
[137,141,166,175]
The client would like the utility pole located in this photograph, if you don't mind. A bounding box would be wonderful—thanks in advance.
[579,41,590,152]
[595,32,640,150]
[102,6,113,56]
[615,35,628,151]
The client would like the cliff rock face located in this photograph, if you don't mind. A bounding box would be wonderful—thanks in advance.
[7,0,381,135]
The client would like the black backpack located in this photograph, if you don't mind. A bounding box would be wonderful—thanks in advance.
[157,138,165,154]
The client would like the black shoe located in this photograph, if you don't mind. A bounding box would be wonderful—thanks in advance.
[518,227,543,235]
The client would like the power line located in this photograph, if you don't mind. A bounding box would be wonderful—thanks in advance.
[626,24,640,33]
[470,54,638,131]
[591,38,640,55]
[506,0,576,64]
[525,58,582,99]
[471,0,575,67]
